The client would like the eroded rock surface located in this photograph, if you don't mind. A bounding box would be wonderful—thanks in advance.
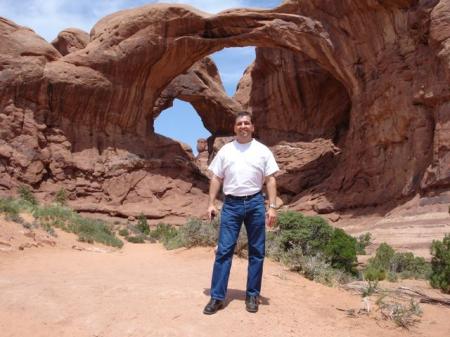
[0,0,449,242]
[51,28,89,56]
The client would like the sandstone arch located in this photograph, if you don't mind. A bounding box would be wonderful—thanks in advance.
[0,0,449,220]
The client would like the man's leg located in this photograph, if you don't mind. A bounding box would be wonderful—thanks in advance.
[244,194,266,298]
[210,199,244,300]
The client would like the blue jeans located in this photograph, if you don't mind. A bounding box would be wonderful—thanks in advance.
[210,192,266,300]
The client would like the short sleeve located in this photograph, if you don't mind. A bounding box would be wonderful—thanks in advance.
[208,151,224,178]
[264,151,279,177]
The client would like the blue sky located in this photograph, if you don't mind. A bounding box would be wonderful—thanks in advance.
[0,0,282,154]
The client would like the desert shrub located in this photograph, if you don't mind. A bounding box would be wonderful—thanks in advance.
[364,263,387,282]
[74,217,122,247]
[376,297,422,328]
[54,188,68,206]
[33,204,123,248]
[0,197,21,219]
[149,223,177,240]
[179,217,218,248]
[118,228,129,237]
[18,185,38,206]
[149,223,182,249]
[362,279,379,297]
[163,232,184,250]
[126,235,146,244]
[372,243,395,270]
[364,243,431,281]
[430,234,450,293]
[266,211,358,284]
[324,228,357,273]
[355,232,372,255]
[276,211,333,255]
[364,243,395,281]
[390,252,431,279]
[136,213,150,235]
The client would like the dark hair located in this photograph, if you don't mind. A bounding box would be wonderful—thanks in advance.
[235,111,253,123]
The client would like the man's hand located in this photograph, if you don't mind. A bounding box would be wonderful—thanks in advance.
[208,204,218,221]
[207,175,222,221]
[266,207,277,228]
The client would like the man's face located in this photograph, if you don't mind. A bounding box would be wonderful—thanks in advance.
[234,115,254,138]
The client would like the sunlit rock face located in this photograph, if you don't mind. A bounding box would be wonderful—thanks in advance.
[0,0,449,230]
[51,28,90,56]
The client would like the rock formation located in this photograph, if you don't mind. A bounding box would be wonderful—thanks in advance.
[0,0,449,234]
[51,28,89,56]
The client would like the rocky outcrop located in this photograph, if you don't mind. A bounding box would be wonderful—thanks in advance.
[154,57,242,135]
[0,0,450,227]
[51,28,89,56]
[235,48,350,146]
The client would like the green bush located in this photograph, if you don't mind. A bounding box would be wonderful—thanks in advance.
[18,185,38,206]
[355,232,372,255]
[0,197,21,218]
[267,211,358,283]
[149,223,182,249]
[54,188,68,206]
[324,228,357,273]
[364,264,386,282]
[373,243,395,270]
[364,243,431,281]
[390,252,431,279]
[33,204,123,248]
[275,211,356,269]
[276,211,333,255]
[126,235,145,244]
[136,213,150,235]
[118,228,129,237]
[179,217,218,248]
[430,234,450,293]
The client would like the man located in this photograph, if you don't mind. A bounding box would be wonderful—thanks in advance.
[203,111,279,315]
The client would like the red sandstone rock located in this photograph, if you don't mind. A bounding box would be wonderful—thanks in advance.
[51,28,89,56]
[0,0,449,251]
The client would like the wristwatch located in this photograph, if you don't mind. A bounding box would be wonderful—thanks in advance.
[269,203,277,209]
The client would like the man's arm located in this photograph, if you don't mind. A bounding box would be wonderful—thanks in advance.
[207,175,222,220]
[265,175,277,227]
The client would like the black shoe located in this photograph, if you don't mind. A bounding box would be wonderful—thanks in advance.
[245,295,259,313]
[203,298,224,315]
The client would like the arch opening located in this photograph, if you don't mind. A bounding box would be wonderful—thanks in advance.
[154,99,211,156]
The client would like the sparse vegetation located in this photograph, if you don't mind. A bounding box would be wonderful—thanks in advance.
[54,188,68,206]
[118,228,129,237]
[0,197,21,220]
[126,235,146,244]
[18,185,38,206]
[429,234,450,293]
[136,213,150,235]
[355,232,372,255]
[178,217,218,248]
[363,243,431,281]
[149,223,182,249]
[33,204,123,248]
[266,211,357,284]
[376,296,422,328]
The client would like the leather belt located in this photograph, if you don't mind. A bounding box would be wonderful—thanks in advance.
[225,191,261,200]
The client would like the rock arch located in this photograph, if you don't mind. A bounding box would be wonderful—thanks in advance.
[1,0,450,217]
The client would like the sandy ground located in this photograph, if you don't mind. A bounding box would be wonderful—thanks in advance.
[1,223,450,337]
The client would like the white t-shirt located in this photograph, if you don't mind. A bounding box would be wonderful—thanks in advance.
[208,139,279,196]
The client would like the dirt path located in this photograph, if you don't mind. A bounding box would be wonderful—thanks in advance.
[1,240,449,337]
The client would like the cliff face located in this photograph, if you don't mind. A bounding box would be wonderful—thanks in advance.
[0,0,449,223]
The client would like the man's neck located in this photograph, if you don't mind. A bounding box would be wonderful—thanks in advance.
[235,137,253,144]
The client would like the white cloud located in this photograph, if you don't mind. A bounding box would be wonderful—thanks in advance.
[156,0,248,13]
[0,1,281,41]
[0,0,150,41]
